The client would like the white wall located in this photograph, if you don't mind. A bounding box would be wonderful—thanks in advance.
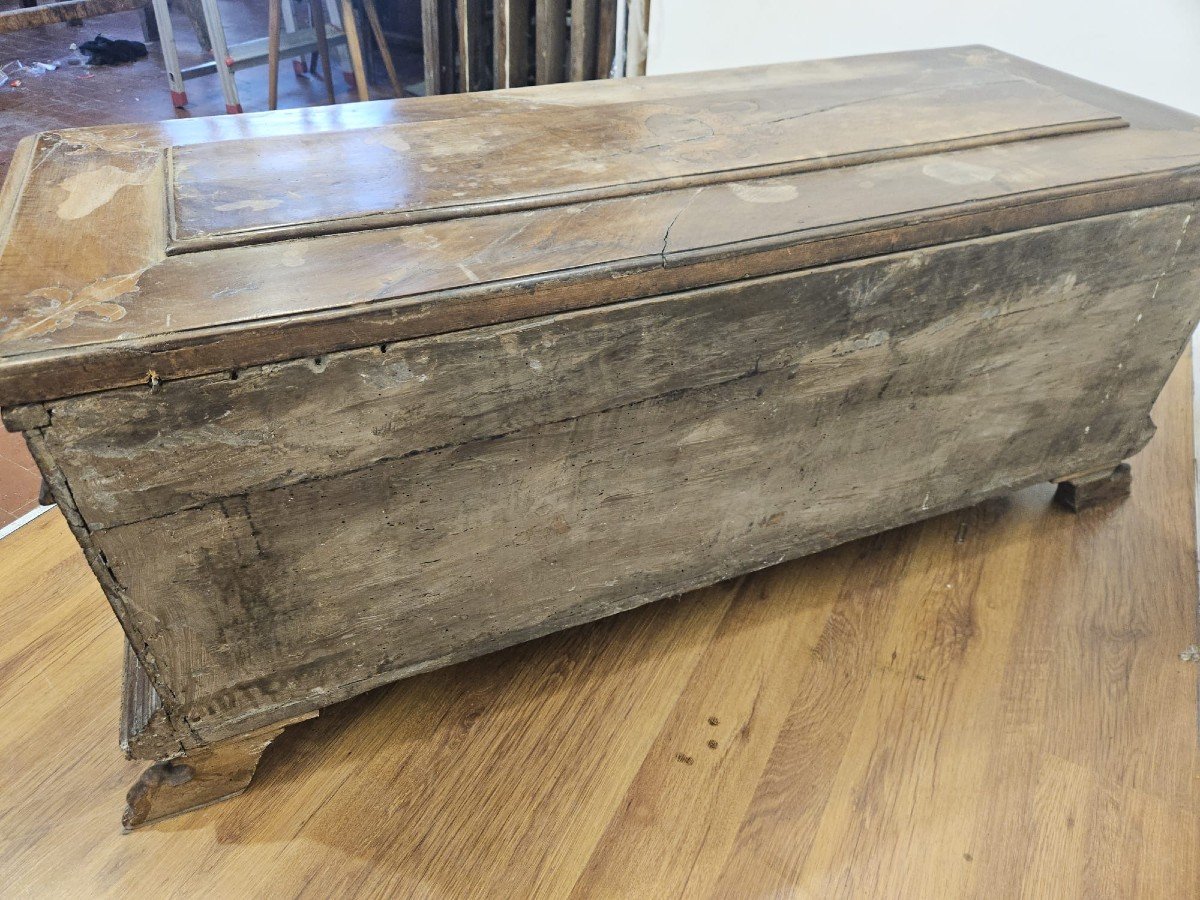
[647,0,1200,116]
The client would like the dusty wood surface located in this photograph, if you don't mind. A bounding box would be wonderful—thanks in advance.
[3,47,1200,405]
[34,204,1200,532]
[0,355,1195,893]
[18,200,1197,754]
[3,46,1200,805]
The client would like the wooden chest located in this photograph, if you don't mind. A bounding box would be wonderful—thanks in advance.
[3,46,1200,829]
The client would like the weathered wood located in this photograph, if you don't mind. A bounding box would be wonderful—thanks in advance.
[4,47,1200,824]
[3,356,1198,885]
[27,203,1200,532]
[5,49,1200,409]
[5,147,1199,409]
[122,713,315,830]
[568,0,596,81]
[1054,463,1134,512]
[493,0,530,88]
[594,0,616,78]
[535,0,566,84]
[420,0,454,94]
[0,0,147,33]
[120,639,174,758]
[361,0,404,97]
[167,64,1125,247]
[27,204,1192,745]
[456,0,487,91]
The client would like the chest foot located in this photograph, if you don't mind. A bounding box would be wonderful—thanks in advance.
[122,713,314,830]
[1053,462,1133,512]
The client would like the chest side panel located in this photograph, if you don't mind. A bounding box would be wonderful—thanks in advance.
[30,203,1198,742]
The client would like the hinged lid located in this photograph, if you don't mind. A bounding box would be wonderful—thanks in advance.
[3,45,1200,406]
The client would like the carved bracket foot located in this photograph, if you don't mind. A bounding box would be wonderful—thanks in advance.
[122,712,315,830]
[1053,462,1133,512]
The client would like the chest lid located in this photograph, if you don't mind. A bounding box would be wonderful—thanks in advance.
[3,45,1200,407]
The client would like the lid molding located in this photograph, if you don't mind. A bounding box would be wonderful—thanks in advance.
[167,66,1127,253]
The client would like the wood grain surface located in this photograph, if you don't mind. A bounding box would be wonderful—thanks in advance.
[169,59,1121,246]
[0,353,1195,897]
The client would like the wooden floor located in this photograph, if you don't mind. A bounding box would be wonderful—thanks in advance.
[1,357,1197,898]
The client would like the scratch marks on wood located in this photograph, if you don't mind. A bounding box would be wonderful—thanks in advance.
[1148,212,1192,302]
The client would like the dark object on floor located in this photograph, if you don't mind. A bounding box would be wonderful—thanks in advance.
[78,34,148,66]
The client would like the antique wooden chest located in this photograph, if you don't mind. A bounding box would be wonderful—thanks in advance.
[3,46,1200,829]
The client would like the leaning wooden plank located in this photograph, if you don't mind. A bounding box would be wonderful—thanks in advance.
[623,0,647,76]
[456,0,487,91]
[535,0,567,84]
[0,0,146,33]
[361,0,404,97]
[310,0,337,104]
[266,0,282,109]
[420,0,454,94]
[494,0,530,88]
[569,0,597,81]
[594,0,616,78]
[68,204,1197,743]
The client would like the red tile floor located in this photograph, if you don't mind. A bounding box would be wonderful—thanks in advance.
[0,2,423,528]
[0,428,40,524]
